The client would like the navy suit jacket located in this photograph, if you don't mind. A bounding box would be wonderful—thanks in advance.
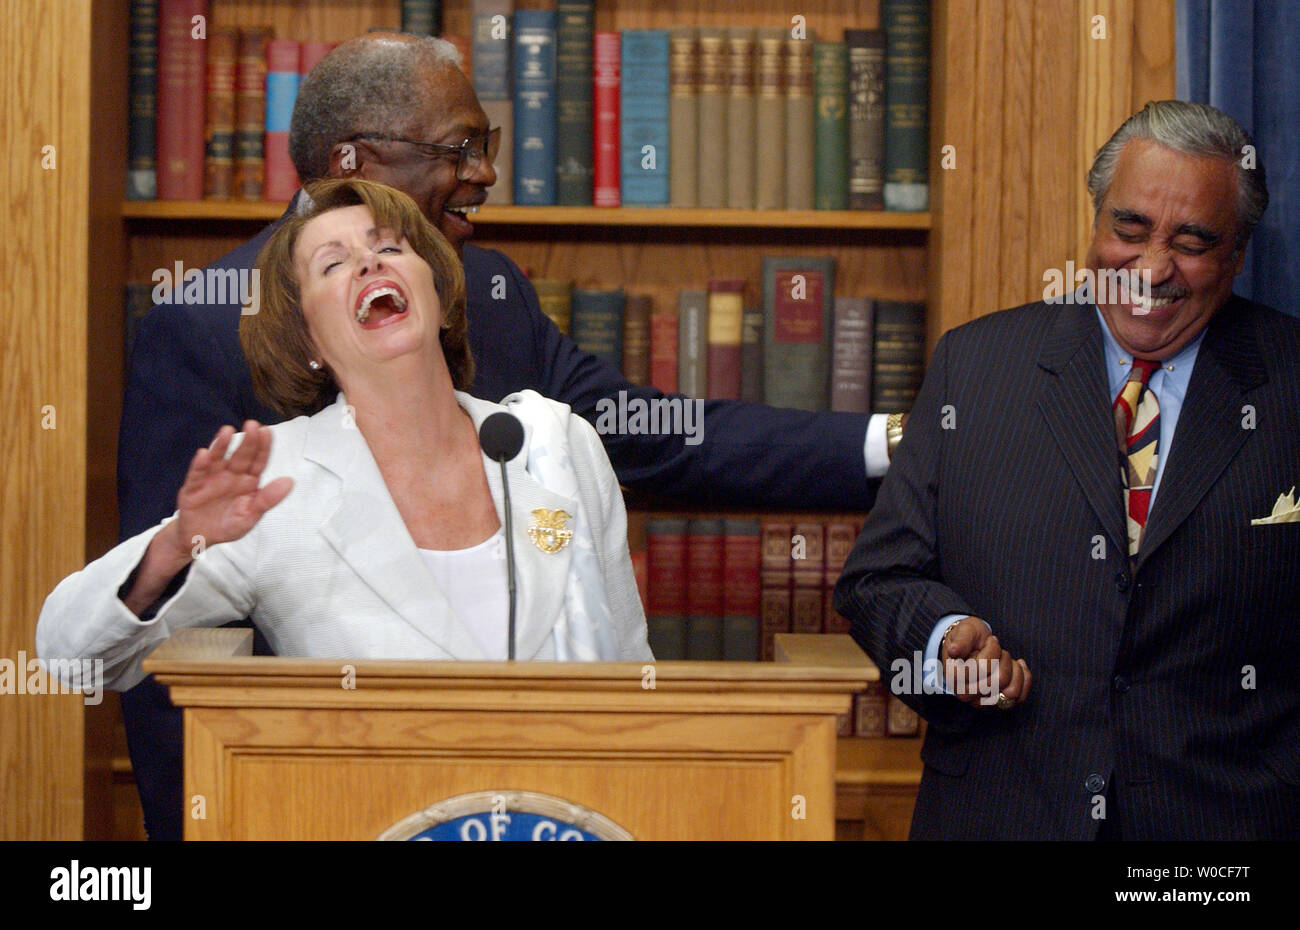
[835,297,1300,839]
[118,205,876,839]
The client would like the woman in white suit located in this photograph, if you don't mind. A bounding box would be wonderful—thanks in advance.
[39,178,652,690]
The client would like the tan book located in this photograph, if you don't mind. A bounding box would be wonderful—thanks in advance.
[887,694,921,736]
[532,278,572,336]
[233,27,271,201]
[754,29,786,210]
[784,34,815,209]
[725,27,756,209]
[855,682,888,737]
[696,28,728,209]
[669,27,698,207]
[481,98,513,205]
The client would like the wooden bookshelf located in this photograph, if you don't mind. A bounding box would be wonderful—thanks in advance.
[8,0,1177,841]
[123,199,932,230]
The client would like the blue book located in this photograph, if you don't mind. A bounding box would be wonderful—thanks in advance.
[512,9,557,205]
[620,30,670,205]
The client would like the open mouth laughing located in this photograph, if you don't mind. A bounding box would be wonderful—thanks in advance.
[354,279,409,328]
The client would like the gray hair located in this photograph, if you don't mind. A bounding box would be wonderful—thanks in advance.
[289,35,463,183]
[1087,99,1268,250]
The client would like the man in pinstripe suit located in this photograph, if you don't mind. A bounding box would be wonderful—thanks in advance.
[835,101,1300,840]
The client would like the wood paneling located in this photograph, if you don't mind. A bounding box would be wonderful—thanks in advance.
[0,0,93,840]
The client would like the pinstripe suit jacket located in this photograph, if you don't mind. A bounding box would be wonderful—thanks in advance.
[834,296,1300,840]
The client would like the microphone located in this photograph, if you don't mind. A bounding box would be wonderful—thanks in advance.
[478,412,525,660]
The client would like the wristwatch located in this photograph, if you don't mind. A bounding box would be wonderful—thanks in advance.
[886,412,906,459]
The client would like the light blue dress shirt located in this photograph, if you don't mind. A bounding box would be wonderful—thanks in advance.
[919,308,1205,693]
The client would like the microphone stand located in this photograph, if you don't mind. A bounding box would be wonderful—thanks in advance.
[498,456,517,661]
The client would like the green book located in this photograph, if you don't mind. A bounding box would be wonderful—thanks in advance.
[812,42,848,210]
[555,0,594,204]
[761,256,835,411]
[882,0,930,211]
[571,288,625,370]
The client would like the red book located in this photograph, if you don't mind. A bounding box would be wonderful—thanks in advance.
[593,31,621,207]
[722,519,761,661]
[299,40,333,78]
[791,521,825,633]
[887,694,920,736]
[263,39,300,203]
[202,27,238,199]
[156,0,209,200]
[855,683,889,737]
[706,278,745,400]
[685,519,725,659]
[627,511,649,614]
[759,520,792,660]
[649,303,679,393]
[234,27,271,200]
[823,520,857,633]
[646,517,688,658]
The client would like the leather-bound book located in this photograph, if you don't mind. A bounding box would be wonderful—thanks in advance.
[233,27,271,200]
[570,287,624,370]
[761,255,835,410]
[739,306,764,403]
[622,293,652,384]
[400,0,442,36]
[156,0,208,200]
[722,519,761,661]
[676,289,708,399]
[555,0,594,205]
[649,299,678,393]
[871,300,926,413]
[512,9,558,205]
[472,0,513,204]
[202,27,238,199]
[791,521,825,633]
[127,0,159,200]
[685,519,725,660]
[882,0,930,211]
[812,41,848,210]
[759,520,793,661]
[592,30,621,207]
[831,296,873,412]
[531,277,572,336]
[822,521,857,634]
[705,278,744,400]
[620,29,670,205]
[263,39,301,202]
[845,28,885,210]
[647,517,688,659]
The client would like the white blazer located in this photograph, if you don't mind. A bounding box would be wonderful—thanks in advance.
[37,391,653,690]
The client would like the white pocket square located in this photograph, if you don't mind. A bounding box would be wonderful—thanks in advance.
[1251,486,1300,525]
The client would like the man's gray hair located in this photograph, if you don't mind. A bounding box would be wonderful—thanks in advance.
[1087,99,1268,250]
[289,35,463,183]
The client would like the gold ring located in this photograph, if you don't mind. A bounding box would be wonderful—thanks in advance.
[996,691,1015,711]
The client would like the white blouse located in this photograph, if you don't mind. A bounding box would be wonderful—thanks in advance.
[418,529,509,660]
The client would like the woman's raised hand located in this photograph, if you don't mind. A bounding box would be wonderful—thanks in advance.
[175,421,294,550]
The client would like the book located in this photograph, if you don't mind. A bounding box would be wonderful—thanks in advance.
[685,519,725,660]
[791,521,825,633]
[532,277,572,335]
[676,289,708,400]
[739,306,764,403]
[668,27,698,207]
[202,27,238,199]
[855,682,889,737]
[233,27,270,201]
[622,294,652,384]
[887,694,921,736]
[872,301,926,413]
[627,511,649,613]
[754,28,786,210]
[695,28,727,209]
[649,300,679,393]
[759,520,793,660]
[882,0,931,211]
[592,31,621,207]
[126,0,158,200]
[831,296,873,412]
[263,39,301,202]
[722,519,761,661]
[784,35,815,210]
[812,41,848,210]
[620,30,670,205]
[299,41,333,78]
[472,0,513,205]
[706,278,744,401]
[724,27,755,209]
[823,520,857,634]
[570,287,624,370]
[761,256,835,411]
[845,29,886,211]
[513,9,558,205]
[401,0,442,36]
[555,0,594,205]
[647,517,688,659]
[155,0,208,200]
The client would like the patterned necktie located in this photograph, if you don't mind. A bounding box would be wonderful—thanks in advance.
[1113,358,1161,558]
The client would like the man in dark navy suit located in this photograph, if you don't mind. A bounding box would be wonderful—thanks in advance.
[836,100,1300,839]
[121,34,897,839]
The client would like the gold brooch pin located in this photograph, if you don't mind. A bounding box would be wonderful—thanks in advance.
[528,508,573,553]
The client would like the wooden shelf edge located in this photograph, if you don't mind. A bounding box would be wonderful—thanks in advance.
[121,200,931,230]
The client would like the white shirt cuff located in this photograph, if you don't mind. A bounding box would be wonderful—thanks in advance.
[864,413,890,478]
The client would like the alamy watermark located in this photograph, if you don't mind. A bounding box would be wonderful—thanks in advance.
[152,261,260,315]
[890,650,1002,705]
[1043,262,1157,312]
[1,651,103,705]
[593,390,704,446]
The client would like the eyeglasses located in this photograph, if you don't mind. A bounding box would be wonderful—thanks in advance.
[348,127,502,181]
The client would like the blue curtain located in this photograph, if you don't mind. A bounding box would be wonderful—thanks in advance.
[1178,0,1300,315]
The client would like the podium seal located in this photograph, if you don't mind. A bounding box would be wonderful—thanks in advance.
[377,790,634,841]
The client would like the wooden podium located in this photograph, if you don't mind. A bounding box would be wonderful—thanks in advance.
[143,630,873,840]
